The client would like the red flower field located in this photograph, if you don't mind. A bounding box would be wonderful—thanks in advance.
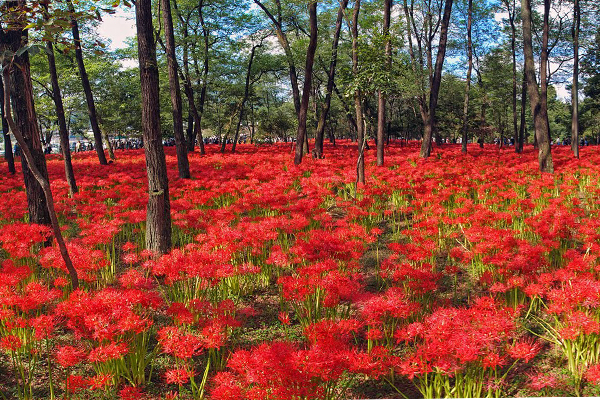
[1,141,600,398]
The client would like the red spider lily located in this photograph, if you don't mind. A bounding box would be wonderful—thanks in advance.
[586,364,600,385]
[527,371,560,390]
[507,339,542,363]
[0,334,22,351]
[119,385,147,400]
[56,345,88,367]
[89,373,114,389]
[157,326,204,359]
[88,341,129,363]
[66,375,89,393]
[395,296,518,374]
[0,223,52,259]
[29,314,56,339]
[278,312,290,325]
[165,367,193,385]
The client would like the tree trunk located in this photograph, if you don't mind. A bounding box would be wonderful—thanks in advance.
[254,0,301,116]
[136,0,172,254]
[571,0,580,158]
[0,77,15,174]
[461,0,472,154]
[2,67,79,289]
[162,0,191,178]
[233,43,261,153]
[67,0,107,166]
[504,0,519,153]
[419,0,453,158]
[172,0,197,153]
[195,1,209,155]
[186,107,194,151]
[0,28,51,226]
[293,1,318,165]
[314,0,347,159]
[352,0,365,184]
[522,0,553,172]
[46,39,78,195]
[377,0,392,165]
[517,73,527,152]
[104,131,115,160]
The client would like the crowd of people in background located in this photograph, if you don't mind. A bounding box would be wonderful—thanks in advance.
[111,138,143,150]
[6,134,597,157]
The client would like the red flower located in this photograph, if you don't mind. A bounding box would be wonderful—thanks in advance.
[0,335,21,351]
[56,345,87,367]
[119,386,146,400]
[165,367,192,385]
[507,339,541,363]
[587,364,600,385]
[278,312,290,326]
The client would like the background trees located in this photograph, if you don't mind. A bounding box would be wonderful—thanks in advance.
[3,0,600,182]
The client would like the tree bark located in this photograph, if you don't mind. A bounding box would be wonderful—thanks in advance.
[162,0,191,178]
[313,0,347,159]
[195,0,209,155]
[67,0,107,165]
[352,0,365,184]
[377,0,392,165]
[0,77,15,174]
[419,0,453,158]
[232,43,261,153]
[254,0,301,116]
[0,27,51,226]
[503,0,519,153]
[571,0,580,158]
[522,0,553,172]
[2,67,79,289]
[461,0,472,154]
[517,72,527,152]
[293,1,318,165]
[46,39,78,195]
[136,0,172,254]
[104,131,115,160]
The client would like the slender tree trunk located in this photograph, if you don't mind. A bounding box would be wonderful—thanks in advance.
[522,0,553,172]
[195,2,209,155]
[162,0,191,178]
[186,107,194,150]
[172,0,197,153]
[254,0,301,116]
[250,101,256,144]
[420,0,453,158]
[461,0,472,154]
[104,132,115,160]
[571,0,580,158]
[293,1,318,165]
[233,43,261,153]
[377,0,392,165]
[0,77,15,174]
[314,0,348,158]
[504,0,519,152]
[46,40,78,195]
[0,27,51,226]
[2,68,78,289]
[67,0,107,165]
[136,0,172,254]
[517,72,527,152]
[352,0,365,184]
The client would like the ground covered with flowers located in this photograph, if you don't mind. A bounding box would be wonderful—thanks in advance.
[1,141,600,399]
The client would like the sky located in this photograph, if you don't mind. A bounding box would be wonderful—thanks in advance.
[97,8,136,51]
[97,5,572,100]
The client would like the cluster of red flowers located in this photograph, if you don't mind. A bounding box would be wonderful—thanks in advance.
[2,142,600,398]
